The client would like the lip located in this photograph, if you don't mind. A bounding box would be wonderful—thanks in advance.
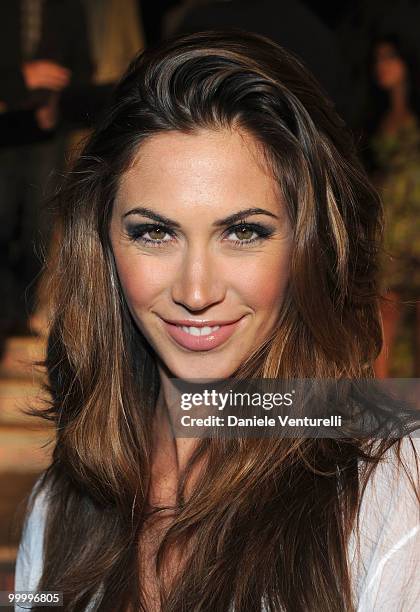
[162,318,241,327]
[160,316,246,352]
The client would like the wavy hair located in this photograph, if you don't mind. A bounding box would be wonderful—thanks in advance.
[22,30,417,611]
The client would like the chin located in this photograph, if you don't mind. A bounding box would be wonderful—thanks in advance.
[173,365,237,381]
[163,355,240,381]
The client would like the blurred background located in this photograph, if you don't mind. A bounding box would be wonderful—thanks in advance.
[1,0,419,591]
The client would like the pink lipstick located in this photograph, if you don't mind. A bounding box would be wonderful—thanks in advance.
[161,317,245,351]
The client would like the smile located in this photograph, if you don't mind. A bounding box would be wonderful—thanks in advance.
[160,317,245,351]
[179,325,220,336]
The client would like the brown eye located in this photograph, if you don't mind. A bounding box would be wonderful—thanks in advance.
[126,223,175,247]
[234,226,255,241]
[148,227,167,240]
[224,222,273,247]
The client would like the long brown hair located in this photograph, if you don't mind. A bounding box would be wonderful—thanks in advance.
[24,30,418,611]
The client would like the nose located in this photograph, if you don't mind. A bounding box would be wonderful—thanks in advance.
[171,245,226,312]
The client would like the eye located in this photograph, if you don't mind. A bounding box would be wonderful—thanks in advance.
[224,222,274,246]
[125,220,275,248]
[126,223,175,246]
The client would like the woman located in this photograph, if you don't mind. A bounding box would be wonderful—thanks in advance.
[364,35,420,377]
[15,31,419,611]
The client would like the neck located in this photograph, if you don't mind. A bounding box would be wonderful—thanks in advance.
[156,369,199,474]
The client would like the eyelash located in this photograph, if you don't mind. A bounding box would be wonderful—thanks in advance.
[126,222,274,248]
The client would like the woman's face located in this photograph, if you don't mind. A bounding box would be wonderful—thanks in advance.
[374,43,407,90]
[110,128,293,380]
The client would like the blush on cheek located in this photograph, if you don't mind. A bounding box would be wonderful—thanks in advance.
[114,256,170,311]
[241,255,290,311]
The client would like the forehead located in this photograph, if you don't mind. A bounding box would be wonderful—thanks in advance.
[114,128,281,217]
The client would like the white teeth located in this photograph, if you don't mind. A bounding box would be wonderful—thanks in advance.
[180,325,220,336]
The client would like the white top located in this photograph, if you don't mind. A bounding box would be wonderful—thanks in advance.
[15,438,420,611]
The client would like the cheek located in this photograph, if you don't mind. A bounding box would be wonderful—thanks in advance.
[113,251,170,311]
[236,251,290,313]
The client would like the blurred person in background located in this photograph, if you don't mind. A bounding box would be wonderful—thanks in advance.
[0,0,92,354]
[27,0,145,344]
[83,0,144,86]
[335,0,420,129]
[363,34,420,377]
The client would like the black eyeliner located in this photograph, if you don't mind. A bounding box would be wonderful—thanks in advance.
[125,222,174,241]
[124,220,275,244]
[225,221,276,240]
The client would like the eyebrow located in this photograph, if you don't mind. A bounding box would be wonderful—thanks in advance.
[122,206,279,227]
